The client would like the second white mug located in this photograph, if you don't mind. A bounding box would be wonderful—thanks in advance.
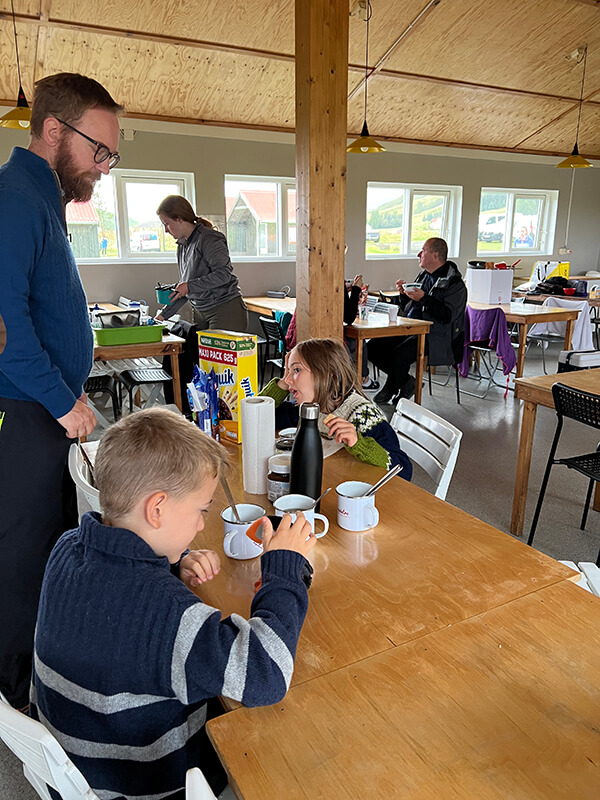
[273,493,329,538]
[336,481,379,532]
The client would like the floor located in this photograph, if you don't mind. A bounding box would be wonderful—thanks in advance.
[2,339,598,798]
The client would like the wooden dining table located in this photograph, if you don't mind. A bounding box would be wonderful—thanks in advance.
[90,303,185,410]
[244,297,432,404]
[193,445,573,692]
[468,301,580,379]
[208,579,600,800]
[512,290,600,308]
[511,367,600,537]
[194,446,598,799]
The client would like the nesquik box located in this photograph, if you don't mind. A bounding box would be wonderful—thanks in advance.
[198,330,258,444]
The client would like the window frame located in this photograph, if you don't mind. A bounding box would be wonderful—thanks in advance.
[476,187,558,257]
[225,175,296,262]
[72,168,195,265]
[366,181,462,260]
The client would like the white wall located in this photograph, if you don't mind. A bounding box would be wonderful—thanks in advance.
[1,125,599,307]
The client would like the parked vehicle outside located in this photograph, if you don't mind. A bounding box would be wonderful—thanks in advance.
[131,231,161,252]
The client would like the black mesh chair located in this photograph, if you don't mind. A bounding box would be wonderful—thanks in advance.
[528,382,600,564]
[83,374,120,421]
[426,332,463,405]
[259,315,287,386]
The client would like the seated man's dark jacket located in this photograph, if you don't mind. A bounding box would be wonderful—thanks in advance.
[396,261,467,366]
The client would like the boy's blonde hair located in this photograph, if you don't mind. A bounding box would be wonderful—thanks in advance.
[95,408,228,524]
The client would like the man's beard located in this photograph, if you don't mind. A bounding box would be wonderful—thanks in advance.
[54,138,98,204]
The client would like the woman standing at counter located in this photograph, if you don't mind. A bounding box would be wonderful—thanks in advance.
[156,195,248,331]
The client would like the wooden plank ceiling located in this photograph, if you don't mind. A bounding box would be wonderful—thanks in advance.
[1,0,599,157]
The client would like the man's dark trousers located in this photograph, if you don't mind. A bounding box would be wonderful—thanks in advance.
[0,397,77,708]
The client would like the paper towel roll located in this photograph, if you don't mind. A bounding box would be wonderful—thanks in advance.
[241,396,275,494]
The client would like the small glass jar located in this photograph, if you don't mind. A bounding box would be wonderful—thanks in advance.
[267,454,291,502]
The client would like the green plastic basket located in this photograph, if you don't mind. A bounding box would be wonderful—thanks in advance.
[93,325,165,346]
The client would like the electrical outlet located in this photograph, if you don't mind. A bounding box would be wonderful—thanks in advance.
[558,247,572,255]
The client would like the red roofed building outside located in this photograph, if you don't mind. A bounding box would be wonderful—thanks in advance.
[226,188,296,257]
[66,200,101,259]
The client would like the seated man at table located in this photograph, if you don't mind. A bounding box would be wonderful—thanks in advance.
[369,237,467,403]
[30,408,316,799]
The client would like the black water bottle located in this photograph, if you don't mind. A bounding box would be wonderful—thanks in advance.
[290,402,323,508]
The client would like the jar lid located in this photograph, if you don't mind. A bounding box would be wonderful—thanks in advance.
[299,402,320,420]
[268,454,291,473]
[276,436,295,451]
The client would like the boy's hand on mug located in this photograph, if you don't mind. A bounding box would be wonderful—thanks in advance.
[262,513,316,557]
[180,549,221,587]
[325,416,358,448]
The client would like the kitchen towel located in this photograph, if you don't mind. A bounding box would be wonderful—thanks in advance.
[241,396,275,494]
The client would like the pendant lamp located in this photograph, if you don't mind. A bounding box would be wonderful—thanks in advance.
[347,0,385,154]
[556,46,591,168]
[0,0,31,130]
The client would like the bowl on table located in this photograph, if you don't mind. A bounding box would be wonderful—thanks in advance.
[564,287,576,296]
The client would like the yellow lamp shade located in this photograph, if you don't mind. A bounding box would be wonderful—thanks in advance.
[347,122,385,154]
[0,85,31,130]
[556,143,592,169]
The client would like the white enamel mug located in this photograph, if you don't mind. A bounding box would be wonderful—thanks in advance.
[273,493,329,538]
[221,503,266,559]
[336,481,379,532]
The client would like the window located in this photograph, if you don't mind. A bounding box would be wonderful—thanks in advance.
[366,182,462,258]
[68,169,195,262]
[225,176,296,260]
[477,188,558,256]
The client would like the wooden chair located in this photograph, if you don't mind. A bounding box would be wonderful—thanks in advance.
[390,398,462,500]
[0,692,99,800]
[528,382,600,564]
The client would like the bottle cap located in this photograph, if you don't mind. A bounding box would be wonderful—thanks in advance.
[299,402,320,420]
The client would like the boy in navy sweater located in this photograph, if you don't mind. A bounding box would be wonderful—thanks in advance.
[31,408,316,799]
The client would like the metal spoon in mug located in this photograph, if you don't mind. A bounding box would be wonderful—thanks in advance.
[220,475,242,523]
[364,464,403,497]
[309,487,332,509]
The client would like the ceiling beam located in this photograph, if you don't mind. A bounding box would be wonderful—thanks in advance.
[348,0,441,101]
[4,11,599,107]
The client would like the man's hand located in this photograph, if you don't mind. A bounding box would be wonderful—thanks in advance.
[396,279,406,293]
[262,513,316,558]
[180,550,221,588]
[325,416,358,448]
[170,282,189,301]
[404,287,425,302]
[351,274,364,288]
[57,399,97,439]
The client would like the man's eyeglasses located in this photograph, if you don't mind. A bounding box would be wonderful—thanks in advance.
[56,118,120,170]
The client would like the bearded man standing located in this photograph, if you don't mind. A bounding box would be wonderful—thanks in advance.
[0,73,122,709]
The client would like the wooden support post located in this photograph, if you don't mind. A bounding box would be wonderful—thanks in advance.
[295,0,348,343]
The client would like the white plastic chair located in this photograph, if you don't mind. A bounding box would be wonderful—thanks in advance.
[390,398,462,500]
[68,443,101,514]
[0,693,99,800]
[186,768,218,799]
